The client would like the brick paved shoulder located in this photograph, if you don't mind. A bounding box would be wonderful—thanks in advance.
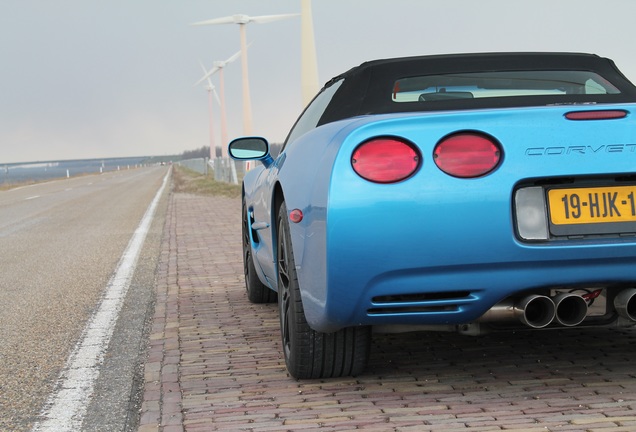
[138,192,636,431]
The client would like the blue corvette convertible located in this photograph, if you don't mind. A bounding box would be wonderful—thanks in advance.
[229,52,636,379]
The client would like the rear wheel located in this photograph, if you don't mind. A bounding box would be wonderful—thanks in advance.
[277,202,371,379]
[242,200,276,304]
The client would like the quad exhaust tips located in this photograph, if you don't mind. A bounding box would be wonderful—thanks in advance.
[480,288,636,328]
[480,293,588,328]
[614,288,636,321]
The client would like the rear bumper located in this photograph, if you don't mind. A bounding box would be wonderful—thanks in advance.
[310,239,636,332]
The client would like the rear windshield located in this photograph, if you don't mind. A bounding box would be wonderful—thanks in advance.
[392,71,621,103]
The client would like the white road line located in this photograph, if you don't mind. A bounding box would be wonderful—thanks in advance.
[25,195,40,200]
[32,170,170,432]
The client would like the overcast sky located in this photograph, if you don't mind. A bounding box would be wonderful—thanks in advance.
[2,0,636,163]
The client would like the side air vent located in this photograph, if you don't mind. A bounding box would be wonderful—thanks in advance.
[372,291,471,303]
[369,291,474,316]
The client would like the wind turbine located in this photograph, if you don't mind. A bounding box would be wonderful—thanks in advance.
[301,0,320,106]
[191,13,299,136]
[196,60,222,159]
[194,49,241,158]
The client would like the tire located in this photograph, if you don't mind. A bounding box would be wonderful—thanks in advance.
[242,200,277,304]
[277,202,371,379]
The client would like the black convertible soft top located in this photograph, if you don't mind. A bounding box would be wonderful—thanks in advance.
[318,52,636,126]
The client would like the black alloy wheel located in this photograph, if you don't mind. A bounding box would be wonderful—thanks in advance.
[277,202,371,379]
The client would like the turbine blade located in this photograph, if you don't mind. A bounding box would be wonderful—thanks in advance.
[190,15,236,26]
[251,13,299,23]
[225,49,242,64]
[212,87,221,106]
[198,60,217,87]
[193,65,220,87]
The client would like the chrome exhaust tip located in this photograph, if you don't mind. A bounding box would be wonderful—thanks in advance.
[516,295,556,329]
[553,293,588,327]
[614,288,636,321]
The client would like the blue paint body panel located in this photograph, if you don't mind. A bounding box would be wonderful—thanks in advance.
[240,104,636,332]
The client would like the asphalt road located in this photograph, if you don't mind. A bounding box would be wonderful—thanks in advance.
[0,166,170,431]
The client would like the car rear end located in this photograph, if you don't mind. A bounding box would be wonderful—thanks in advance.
[317,104,636,333]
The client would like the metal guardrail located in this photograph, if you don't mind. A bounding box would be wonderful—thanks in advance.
[176,158,245,184]
[176,158,209,175]
[1,159,148,185]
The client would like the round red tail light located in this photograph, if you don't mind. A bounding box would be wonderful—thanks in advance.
[352,138,420,183]
[433,133,501,178]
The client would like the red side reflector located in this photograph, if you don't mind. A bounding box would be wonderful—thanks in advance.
[289,209,303,223]
[565,110,627,120]
[434,133,501,178]
[352,138,420,183]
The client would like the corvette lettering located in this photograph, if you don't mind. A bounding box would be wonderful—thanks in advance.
[526,144,636,156]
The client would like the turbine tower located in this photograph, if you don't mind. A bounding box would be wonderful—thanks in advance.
[191,13,299,136]
[196,60,222,159]
[301,0,319,106]
[194,49,241,158]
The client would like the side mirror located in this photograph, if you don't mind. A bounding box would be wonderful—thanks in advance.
[228,137,269,158]
[228,137,274,168]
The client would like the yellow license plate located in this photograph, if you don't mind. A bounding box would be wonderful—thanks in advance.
[548,186,636,225]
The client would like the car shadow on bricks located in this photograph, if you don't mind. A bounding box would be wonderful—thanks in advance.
[365,328,636,394]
